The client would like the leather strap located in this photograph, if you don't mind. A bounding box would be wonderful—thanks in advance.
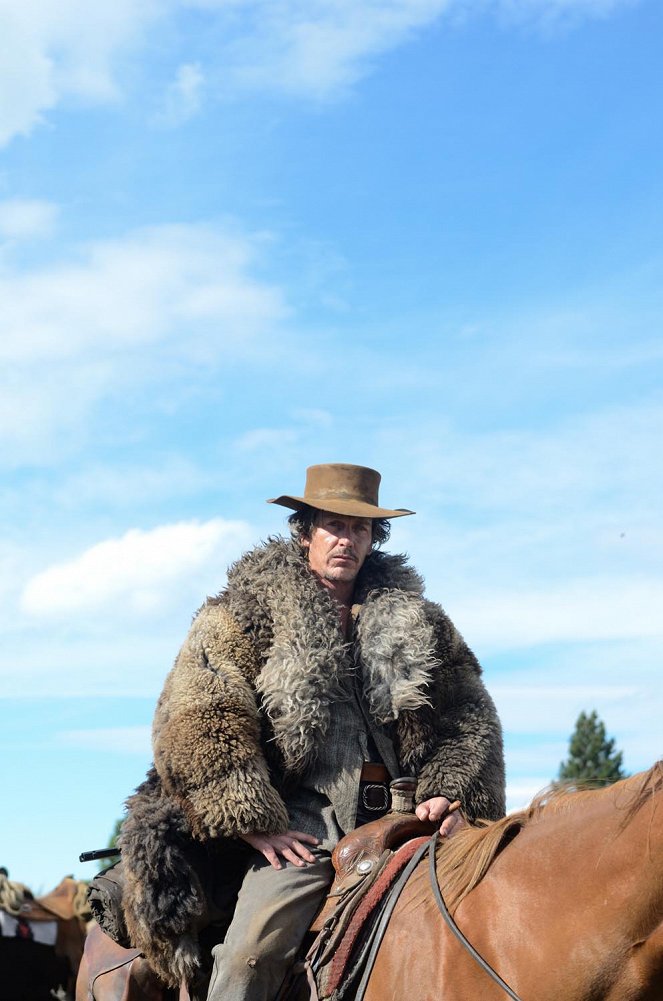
[352,837,432,1000]
[428,832,523,1001]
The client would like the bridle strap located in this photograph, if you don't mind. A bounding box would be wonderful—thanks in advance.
[352,837,432,1001]
[428,831,524,1001]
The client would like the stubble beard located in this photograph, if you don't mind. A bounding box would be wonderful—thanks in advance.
[322,552,362,583]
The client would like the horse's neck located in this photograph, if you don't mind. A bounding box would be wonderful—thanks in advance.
[534,777,663,941]
[388,773,663,1001]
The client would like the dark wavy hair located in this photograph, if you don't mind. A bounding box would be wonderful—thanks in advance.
[288,505,391,550]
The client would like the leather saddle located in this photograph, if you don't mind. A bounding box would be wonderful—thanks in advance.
[77,783,436,1001]
[76,923,183,1001]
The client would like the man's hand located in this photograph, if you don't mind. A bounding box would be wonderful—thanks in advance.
[415,797,466,838]
[240,830,320,870]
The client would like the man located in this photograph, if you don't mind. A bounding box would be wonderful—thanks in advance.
[119,463,505,999]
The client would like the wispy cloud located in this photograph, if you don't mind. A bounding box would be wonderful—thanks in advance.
[154,62,205,127]
[202,0,456,100]
[185,0,638,100]
[0,199,59,240]
[0,222,287,463]
[493,0,640,31]
[0,0,639,145]
[0,223,285,365]
[0,0,160,145]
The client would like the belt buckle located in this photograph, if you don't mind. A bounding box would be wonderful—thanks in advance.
[361,783,389,812]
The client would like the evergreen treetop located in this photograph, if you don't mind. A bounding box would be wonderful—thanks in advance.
[558,710,626,787]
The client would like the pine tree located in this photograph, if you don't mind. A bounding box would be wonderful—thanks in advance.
[558,710,626,787]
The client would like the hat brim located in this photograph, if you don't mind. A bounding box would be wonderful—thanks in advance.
[267,495,415,519]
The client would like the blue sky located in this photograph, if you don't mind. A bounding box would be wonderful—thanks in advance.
[1,0,662,893]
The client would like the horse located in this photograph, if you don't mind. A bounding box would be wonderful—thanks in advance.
[363,762,663,1000]
[78,762,663,1001]
[1,872,91,1000]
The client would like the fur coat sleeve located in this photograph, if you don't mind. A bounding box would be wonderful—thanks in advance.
[391,599,506,822]
[152,602,290,840]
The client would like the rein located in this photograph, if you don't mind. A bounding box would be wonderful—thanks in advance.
[428,831,523,1001]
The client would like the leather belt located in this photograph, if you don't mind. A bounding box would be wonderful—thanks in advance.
[359,763,389,784]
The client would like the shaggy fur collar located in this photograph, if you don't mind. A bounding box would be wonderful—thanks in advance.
[223,538,438,774]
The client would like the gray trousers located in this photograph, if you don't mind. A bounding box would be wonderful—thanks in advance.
[206,849,333,1001]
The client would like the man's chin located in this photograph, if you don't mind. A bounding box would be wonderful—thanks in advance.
[324,566,358,582]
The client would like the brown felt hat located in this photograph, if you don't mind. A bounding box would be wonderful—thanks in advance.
[268,464,415,520]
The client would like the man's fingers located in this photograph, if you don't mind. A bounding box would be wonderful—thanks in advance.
[240,829,319,867]
[290,840,317,863]
[288,830,320,846]
[266,834,317,867]
[439,811,466,838]
[262,845,283,869]
[417,797,452,822]
[438,816,455,837]
[280,846,307,867]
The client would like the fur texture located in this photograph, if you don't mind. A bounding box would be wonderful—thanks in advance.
[120,538,505,984]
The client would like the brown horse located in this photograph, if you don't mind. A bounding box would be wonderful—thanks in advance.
[79,762,663,1001]
[364,762,663,1001]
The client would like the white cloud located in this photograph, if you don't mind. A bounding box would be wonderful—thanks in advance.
[0,224,285,365]
[154,62,205,126]
[185,0,638,100]
[0,0,638,145]
[21,518,253,618]
[212,0,455,99]
[494,0,638,30]
[0,199,58,240]
[0,223,287,462]
[0,0,161,145]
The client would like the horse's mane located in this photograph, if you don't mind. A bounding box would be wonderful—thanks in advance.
[436,759,663,914]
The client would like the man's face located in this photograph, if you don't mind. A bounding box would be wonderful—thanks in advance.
[302,511,373,585]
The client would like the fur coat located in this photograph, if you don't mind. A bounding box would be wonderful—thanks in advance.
[119,538,505,985]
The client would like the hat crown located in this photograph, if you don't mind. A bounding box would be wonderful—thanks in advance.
[267,463,414,520]
[303,464,380,507]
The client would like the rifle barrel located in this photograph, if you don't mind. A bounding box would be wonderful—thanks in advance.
[79,847,122,863]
